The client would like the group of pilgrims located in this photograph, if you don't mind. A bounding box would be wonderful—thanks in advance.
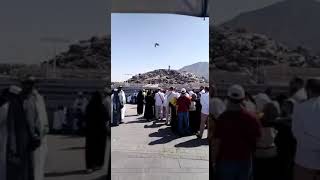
[111,85,210,138]
[208,77,320,180]
[0,76,111,180]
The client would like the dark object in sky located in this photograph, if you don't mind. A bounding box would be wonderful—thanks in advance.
[154,43,160,47]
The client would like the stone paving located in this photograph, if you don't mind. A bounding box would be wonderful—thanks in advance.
[111,104,209,180]
[44,135,108,180]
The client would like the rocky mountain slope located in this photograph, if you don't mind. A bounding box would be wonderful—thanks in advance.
[210,27,320,72]
[179,62,209,80]
[221,0,320,54]
[127,69,207,84]
[43,36,111,69]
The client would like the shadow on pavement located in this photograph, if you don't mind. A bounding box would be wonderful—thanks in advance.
[60,146,85,151]
[174,138,208,148]
[125,114,139,117]
[144,122,165,128]
[45,170,87,177]
[59,135,83,139]
[93,174,108,180]
[125,119,149,124]
[148,127,180,145]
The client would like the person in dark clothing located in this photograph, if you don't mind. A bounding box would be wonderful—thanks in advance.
[169,98,178,134]
[136,90,144,115]
[85,91,108,173]
[5,86,34,180]
[144,91,154,121]
[112,89,122,126]
[271,100,297,180]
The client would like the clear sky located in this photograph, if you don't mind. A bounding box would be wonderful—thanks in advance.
[111,13,209,82]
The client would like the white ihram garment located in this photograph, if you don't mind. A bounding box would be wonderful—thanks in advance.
[119,91,126,120]
[25,90,49,180]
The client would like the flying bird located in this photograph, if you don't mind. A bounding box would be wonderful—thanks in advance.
[154,43,160,47]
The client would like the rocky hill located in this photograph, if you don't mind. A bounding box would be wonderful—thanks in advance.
[179,62,209,80]
[221,0,320,54]
[210,27,320,72]
[43,36,111,70]
[127,69,207,84]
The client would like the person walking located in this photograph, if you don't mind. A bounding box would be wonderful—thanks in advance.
[213,84,262,180]
[292,78,320,180]
[154,88,165,121]
[85,92,108,173]
[176,88,191,136]
[197,87,210,139]
[22,77,49,180]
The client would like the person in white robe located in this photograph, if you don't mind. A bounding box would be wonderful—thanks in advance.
[22,77,49,180]
[118,86,126,121]
[53,106,66,133]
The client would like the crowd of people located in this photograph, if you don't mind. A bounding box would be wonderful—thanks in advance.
[209,77,320,180]
[0,76,111,180]
[111,85,211,139]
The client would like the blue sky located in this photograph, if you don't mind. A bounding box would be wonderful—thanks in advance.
[111,13,209,82]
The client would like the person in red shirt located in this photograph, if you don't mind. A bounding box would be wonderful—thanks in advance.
[176,88,191,136]
[213,84,262,180]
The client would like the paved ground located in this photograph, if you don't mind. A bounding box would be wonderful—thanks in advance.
[45,135,108,180]
[111,104,209,180]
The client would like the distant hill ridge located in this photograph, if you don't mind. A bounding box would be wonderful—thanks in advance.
[179,62,209,80]
[127,69,207,84]
[221,0,320,54]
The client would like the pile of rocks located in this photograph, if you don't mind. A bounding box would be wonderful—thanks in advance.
[210,27,320,71]
[127,69,207,84]
[43,36,111,70]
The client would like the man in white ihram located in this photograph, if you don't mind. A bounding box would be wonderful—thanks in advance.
[22,77,49,180]
[154,88,165,121]
[118,86,126,122]
[292,77,320,180]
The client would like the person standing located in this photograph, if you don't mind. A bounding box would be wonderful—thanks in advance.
[111,89,122,126]
[136,90,145,115]
[1,86,35,180]
[197,87,210,139]
[22,77,49,180]
[0,89,9,180]
[144,91,155,122]
[85,92,108,173]
[189,94,200,134]
[154,88,165,121]
[292,78,320,180]
[72,92,88,133]
[118,86,126,122]
[176,88,191,136]
[289,77,307,104]
[164,87,176,125]
[213,84,262,180]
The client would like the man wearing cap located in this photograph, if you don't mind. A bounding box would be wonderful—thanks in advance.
[292,78,320,180]
[197,87,210,139]
[213,84,262,180]
[22,77,49,180]
[176,88,191,136]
